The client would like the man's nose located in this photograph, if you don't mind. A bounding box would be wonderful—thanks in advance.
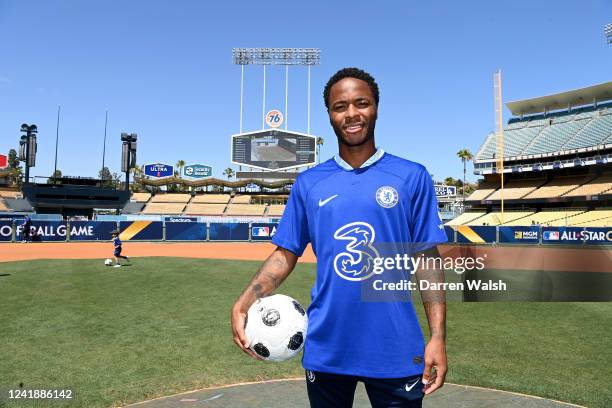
[346,103,358,118]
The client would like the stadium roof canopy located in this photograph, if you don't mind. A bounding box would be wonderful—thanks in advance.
[506,81,612,116]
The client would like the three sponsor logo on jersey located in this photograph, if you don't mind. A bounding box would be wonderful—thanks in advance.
[325,186,399,282]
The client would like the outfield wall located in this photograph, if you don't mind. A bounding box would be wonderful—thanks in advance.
[0,219,278,242]
[1,221,611,246]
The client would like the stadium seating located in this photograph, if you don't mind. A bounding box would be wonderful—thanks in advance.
[485,179,545,200]
[467,211,534,226]
[523,119,589,155]
[445,212,486,226]
[225,203,266,216]
[267,204,286,217]
[141,202,186,214]
[466,183,498,201]
[504,210,583,226]
[150,193,191,203]
[0,190,22,199]
[231,195,252,204]
[191,194,231,204]
[184,203,226,215]
[449,208,612,227]
[564,113,612,149]
[566,210,612,226]
[523,176,587,199]
[3,198,32,212]
[131,192,151,202]
[504,125,545,157]
[122,202,145,214]
[475,105,612,160]
[562,173,612,197]
[0,198,9,212]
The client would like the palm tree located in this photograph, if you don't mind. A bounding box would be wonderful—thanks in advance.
[176,160,186,178]
[457,149,474,203]
[224,167,234,180]
[444,176,455,186]
[130,163,143,192]
[316,137,324,164]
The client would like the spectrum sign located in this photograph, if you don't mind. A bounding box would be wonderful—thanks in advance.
[183,164,212,178]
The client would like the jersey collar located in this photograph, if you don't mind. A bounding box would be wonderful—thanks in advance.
[333,148,385,171]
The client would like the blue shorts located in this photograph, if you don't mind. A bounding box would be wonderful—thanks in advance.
[305,370,424,408]
[114,247,122,257]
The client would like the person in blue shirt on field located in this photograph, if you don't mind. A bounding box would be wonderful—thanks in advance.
[231,68,448,408]
[111,230,129,268]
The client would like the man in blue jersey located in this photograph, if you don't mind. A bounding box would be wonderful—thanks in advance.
[231,67,447,407]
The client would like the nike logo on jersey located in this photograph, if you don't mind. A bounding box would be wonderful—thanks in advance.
[318,195,338,207]
[405,378,420,392]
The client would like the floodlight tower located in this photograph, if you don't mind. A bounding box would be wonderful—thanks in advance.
[605,23,612,44]
[19,124,38,184]
[121,133,137,191]
[232,48,321,134]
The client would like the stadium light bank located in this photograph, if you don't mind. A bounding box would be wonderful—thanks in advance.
[232,48,321,134]
[605,23,612,44]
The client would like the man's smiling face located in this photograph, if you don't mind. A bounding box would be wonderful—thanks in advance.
[327,77,378,147]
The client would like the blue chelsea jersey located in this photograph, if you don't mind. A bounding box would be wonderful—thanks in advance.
[113,237,122,247]
[272,150,447,378]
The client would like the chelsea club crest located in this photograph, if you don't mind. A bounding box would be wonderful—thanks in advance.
[375,186,399,208]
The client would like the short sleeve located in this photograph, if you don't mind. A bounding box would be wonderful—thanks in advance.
[272,177,310,256]
[409,167,447,248]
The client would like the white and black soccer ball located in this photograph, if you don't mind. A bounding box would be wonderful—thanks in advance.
[245,294,308,362]
[104,259,113,266]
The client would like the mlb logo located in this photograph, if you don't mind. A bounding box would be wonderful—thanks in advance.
[514,231,523,239]
[543,231,559,241]
[252,227,270,237]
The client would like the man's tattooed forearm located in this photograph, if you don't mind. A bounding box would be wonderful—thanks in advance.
[252,283,264,299]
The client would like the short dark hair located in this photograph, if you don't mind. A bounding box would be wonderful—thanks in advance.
[323,67,379,109]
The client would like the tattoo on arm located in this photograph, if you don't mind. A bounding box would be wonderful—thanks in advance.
[247,249,291,299]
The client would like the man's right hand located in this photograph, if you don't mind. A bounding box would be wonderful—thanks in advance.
[231,302,262,360]
[230,247,298,360]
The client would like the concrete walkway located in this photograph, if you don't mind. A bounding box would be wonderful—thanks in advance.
[126,378,583,408]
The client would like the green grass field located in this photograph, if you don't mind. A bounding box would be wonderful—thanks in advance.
[0,258,611,407]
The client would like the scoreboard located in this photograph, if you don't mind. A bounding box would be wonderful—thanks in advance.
[231,129,316,171]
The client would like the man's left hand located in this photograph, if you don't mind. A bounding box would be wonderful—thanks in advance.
[422,336,447,395]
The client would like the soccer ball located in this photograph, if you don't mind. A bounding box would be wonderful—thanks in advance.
[104,259,113,266]
[245,294,308,362]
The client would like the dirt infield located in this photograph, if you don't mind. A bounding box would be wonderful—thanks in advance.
[0,242,316,263]
[1,242,609,273]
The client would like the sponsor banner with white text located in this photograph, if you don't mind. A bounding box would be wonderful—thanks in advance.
[499,226,540,243]
[250,223,278,241]
[16,221,67,242]
[541,227,612,245]
[68,221,119,241]
[0,221,13,241]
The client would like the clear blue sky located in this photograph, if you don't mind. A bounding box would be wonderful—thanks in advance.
[1,0,610,183]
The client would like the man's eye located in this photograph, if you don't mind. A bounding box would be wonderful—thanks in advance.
[357,101,370,107]
[333,105,347,112]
